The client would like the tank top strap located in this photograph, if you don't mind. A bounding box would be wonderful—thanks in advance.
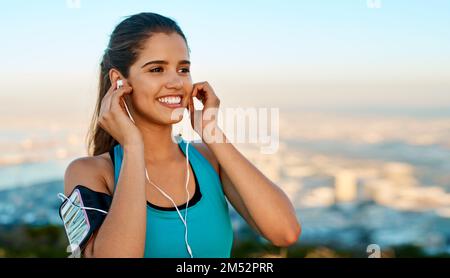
[112,144,122,193]
[177,138,226,200]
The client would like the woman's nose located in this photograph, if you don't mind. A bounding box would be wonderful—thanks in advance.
[165,73,183,89]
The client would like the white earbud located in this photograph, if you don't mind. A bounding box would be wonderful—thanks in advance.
[116,79,123,89]
[117,79,136,124]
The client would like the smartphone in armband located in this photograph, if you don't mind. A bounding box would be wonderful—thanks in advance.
[58,185,112,252]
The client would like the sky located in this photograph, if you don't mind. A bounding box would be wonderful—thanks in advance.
[1,0,449,122]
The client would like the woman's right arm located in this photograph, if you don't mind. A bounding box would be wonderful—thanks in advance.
[64,78,147,257]
[64,142,147,258]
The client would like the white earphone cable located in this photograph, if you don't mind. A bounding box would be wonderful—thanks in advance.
[57,193,108,215]
[144,140,192,258]
[118,79,193,257]
[59,80,194,258]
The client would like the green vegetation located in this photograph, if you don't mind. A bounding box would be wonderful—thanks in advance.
[0,225,68,258]
[0,224,448,258]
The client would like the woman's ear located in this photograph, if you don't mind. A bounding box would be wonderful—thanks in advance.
[108,68,125,87]
[109,68,135,115]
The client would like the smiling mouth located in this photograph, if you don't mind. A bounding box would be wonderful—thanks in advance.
[156,95,183,108]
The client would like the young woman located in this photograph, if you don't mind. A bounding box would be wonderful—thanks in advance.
[64,12,300,258]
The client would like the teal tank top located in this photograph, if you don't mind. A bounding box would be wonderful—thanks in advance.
[110,138,234,258]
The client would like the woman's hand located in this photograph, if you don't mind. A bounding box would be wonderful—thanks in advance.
[98,80,143,147]
[189,81,221,141]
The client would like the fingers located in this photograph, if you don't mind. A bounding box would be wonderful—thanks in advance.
[191,81,220,108]
[100,80,133,120]
[192,82,206,97]
[191,82,208,103]
[189,96,195,127]
[100,83,115,114]
[189,96,195,112]
[105,78,123,109]
[111,80,133,111]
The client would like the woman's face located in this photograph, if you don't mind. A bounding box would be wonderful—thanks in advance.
[127,32,192,125]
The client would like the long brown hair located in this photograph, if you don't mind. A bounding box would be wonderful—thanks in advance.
[86,12,188,156]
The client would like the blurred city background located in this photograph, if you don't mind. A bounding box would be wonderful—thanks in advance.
[1,0,449,257]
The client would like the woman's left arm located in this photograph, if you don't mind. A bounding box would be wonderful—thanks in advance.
[208,130,301,247]
[189,82,301,247]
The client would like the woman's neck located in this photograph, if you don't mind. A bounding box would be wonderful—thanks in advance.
[137,122,180,164]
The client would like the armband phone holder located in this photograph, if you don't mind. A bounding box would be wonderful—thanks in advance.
[58,185,112,252]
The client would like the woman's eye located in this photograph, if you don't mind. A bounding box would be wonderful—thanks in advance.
[150,67,163,73]
[149,67,189,73]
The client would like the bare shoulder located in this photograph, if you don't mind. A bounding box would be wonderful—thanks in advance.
[64,152,115,197]
[190,141,219,174]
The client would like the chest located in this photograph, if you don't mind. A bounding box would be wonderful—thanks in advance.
[145,161,197,207]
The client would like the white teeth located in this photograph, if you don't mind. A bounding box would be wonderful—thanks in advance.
[158,96,181,104]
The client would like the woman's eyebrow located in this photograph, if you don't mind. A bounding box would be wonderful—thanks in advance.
[141,60,191,68]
